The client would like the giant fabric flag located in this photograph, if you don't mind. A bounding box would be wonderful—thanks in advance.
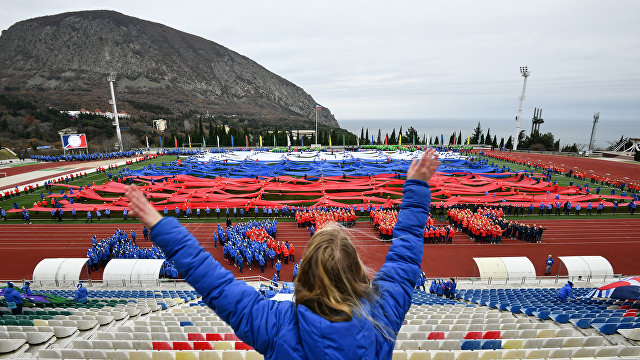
[174,136,178,148]
[245,135,249,147]
[188,136,192,148]
[260,135,263,147]
[585,277,640,299]
[398,134,402,146]
[202,136,206,148]
[441,134,444,146]
[62,134,87,149]
[329,136,332,147]
[231,135,234,147]
[159,136,163,148]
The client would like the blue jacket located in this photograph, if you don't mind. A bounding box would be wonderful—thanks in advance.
[4,287,22,304]
[150,179,430,360]
[73,286,88,303]
[557,283,575,301]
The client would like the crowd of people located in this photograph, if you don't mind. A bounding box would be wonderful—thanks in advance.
[295,207,358,230]
[30,150,145,162]
[447,207,546,244]
[85,228,180,278]
[371,209,454,243]
[415,274,458,299]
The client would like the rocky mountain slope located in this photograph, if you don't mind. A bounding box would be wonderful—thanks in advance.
[0,10,338,127]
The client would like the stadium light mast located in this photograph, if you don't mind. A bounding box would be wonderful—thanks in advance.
[107,72,124,152]
[588,112,600,156]
[514,66,530,150]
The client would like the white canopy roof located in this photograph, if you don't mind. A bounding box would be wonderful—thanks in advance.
[103,259,166,285]
[32,258,88,285]
[473,257,536,280]
[558,256,613,280]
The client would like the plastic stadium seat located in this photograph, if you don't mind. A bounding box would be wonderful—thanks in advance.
[618,327,640,340]
[570,318,592,328]
[501,349,525,359]
[481,340,501,350]
[592,322,619,335]
[175,352,197,360]
[213,341,234,350]
[427,332,446,340]
[187,333,205,341]
[482,331,501,339]
[235,342,254,350]
[223,334,240,341]
[152,342,172,350]
[206,333,223,341]
[460,340,482,351]
[464,332,483,340]
[193,341,214,350]
[501,339,523,349]
[550,313,569,323]
[179,321,194,327]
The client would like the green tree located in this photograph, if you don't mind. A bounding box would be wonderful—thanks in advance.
[405,127,419,145]
[485,128,491,145]
[389,129,396,144]
[377,129,382,145]
[434,136,439,145]
[471,121,482,144]
[365,128,370,145]
[505,136,513,150]
[499,137,505,148]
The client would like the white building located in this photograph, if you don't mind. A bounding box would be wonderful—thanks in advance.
[153,119,168,132]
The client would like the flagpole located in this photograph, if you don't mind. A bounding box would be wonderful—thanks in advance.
[315,106,318,146]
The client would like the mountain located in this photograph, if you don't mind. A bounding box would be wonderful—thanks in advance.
[0,10,338,128]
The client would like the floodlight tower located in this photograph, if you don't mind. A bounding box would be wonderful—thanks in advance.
[514,66,530,150]
[107,72,123,152]
[588,112,600,156]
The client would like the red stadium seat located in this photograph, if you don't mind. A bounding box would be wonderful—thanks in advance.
[206,333,223,341]
[427,332,446,340]
[152,342,172,350]
[193,341,214,350]
[483,331,501,339]
[172,342,193,351]
[235,342,254,350]
[188,333,206,341]
[464,331,483,339]
[224,334,240,341]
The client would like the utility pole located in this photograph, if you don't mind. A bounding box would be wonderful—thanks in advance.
[588,112,600,156]
[107,72,123,151]
[514,66,530,150]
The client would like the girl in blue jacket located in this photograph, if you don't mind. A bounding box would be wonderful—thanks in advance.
[125,149,440,360]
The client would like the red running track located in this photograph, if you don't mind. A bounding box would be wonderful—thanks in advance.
[0,218,639,280]
[488,151,640,183]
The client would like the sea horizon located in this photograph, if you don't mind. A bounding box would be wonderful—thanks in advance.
[338,118,638,150]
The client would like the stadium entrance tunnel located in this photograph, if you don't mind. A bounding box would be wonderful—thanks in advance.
[473,257,536,282]
[32,258,89,286]
[557,256,614,282]
[103,259,167,286]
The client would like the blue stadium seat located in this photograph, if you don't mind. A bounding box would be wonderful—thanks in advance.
[460,340,482,351]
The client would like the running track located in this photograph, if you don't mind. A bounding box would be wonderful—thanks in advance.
[1,218,638,280]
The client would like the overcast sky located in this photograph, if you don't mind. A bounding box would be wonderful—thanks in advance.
[2,1,639,130]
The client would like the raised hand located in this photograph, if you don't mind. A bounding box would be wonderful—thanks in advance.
[407,148,440,183]
[125,185,162,229]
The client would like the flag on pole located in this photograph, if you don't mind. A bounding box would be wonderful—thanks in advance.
[273,135,276,147]
[259,135,263,147]
[174,136,178,148]
[357,137,359,146]
[202,136,206,148]
[371,135,374,145]
[467,135,470,145]
[159,136,163,148]
[301,136,304,147]
[343,133,345,146]
[231,135,234,147]
[145,136,149,149]
[316,105,323,110]
[287,133,291,147]
[329,135,332,147]
[453,133,457,145]
[217,135,220,147]
[188,136,192,148]
[398,134,402,146]
[412,134,415,145]
[385,135,388,145]
[245,135,249,147]
[440,134,444,146]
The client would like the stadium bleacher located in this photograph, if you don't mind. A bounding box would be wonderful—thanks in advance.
[1,285,638,359]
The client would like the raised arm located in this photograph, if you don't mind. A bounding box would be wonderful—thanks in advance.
[372,149,439,333]
[125,185,285,356]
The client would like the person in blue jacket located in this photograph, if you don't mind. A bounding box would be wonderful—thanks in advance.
[544,255,554,275]
[124,148,439,360]
[72,283,88,304]
[557,281,576,302]
[21,281,33,296]
[4,282,23,315]
[448,278,457,299]
[429,279,437,294]
[274,259,282,278]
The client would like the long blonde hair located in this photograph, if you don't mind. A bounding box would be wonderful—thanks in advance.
[294,223,374,322]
